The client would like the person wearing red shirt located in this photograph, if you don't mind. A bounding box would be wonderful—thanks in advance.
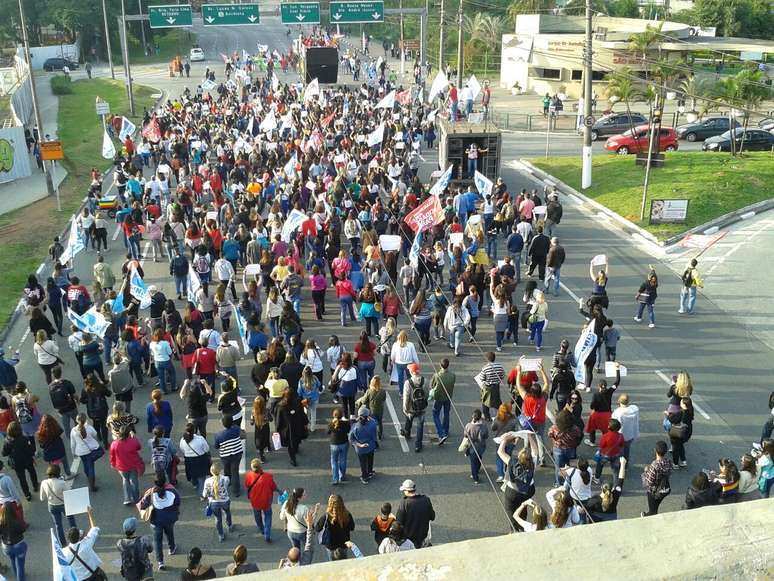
[124,136,134,157]
[353,331,377,391]
[595,418,625,485]
[208,226,223,257]
[335,275,357,326]
[513,365,549,466]
[209,172,222,195]
[193,339,217,389]
[244,459,278,542]
[449,82,459,121]
[301,213,318,255]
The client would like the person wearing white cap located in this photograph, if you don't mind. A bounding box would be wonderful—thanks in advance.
[395,479,435,549]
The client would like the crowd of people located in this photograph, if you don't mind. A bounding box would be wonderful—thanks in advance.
[1,29,773,581]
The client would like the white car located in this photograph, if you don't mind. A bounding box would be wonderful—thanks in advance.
[189,47,205,62]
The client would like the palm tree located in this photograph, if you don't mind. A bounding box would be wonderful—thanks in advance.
[462,13,506,75]
[732,68,771,154]
[507,0,556,26]
[606,67,645,148]
[628,23,664,81]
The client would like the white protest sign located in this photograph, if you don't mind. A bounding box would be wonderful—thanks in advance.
[519,357,543,372]
[591,254,607,267]
[533,205,547,215]
[206,211,219,222]
[468,214,482,225]
[379,235,401,251]
[605,362,627,377]
[64,487,91,516]
[449,232,464,246]
[242,263,261,291]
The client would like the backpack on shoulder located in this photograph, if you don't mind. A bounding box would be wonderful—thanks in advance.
[408,378,428,413]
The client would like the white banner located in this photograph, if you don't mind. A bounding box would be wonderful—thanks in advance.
[201,79,216,91]
[468,74,482,101]
[281,208,306,243]
[429,165,453,197]
[118,116,136,141]
[59,215,85,265]
[51,529,78,581]
[474,170,493,198]
[129,267,152,309]
[66,307,110,338]
[260,109,277,133]
[304,78,319,101]
[367,123,384,147]
[379,234,401,251]
[376,90,396,109]
[428,71,449,103]
[101,129,115,159]
[573,320,598,387]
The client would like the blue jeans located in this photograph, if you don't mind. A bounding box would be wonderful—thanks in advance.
[288,530,306,550]
[156,359,177,393]
[329,442,348,483]
[395,363,409,396]
[339,296,355,325]
[467,157,477,177]
[449,325,464,355]
[511,253,522,282]
[253,508,272,540]
[404,413,425,450]
[451,101,459,121]
[120,469,140,504]
[211,500,232,538]
[680,286,697,313]
[554,447,574,486]
[48,504,77,545]
[2,540,26,581]
[269,317,279,338]
[432,400,451,439]
[545,266,561,296]
[465,99,473,116]
[290,296,301,315]
[496,443,514,478]
[636,302,655,324]
[175,276,186,297]
[357,360,375,391]
[80,453,96,478]
[622,439,632,462]
[103,335,115,365]
[153,523,176,562]
[529,320,545,348]
[486,235,497,260]
[595,454,621,486]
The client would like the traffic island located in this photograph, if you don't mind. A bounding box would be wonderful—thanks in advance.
[525,152,774,243]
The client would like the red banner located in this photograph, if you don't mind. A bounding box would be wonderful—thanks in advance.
[141,116,161,143]
[397,89,411,106]
[404,195,444,233]
[321,111,336,128]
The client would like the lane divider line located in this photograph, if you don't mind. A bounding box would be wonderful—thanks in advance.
[385,391,410,453]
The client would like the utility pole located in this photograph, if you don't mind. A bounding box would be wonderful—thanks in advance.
[456,0,463,87]
[581,0,593,189]
[399,0,405,76]
[119,0,135,115]
[102,0,115,78]
[138,0,147,55]
[17,0,55,198]
[438,0,445,73]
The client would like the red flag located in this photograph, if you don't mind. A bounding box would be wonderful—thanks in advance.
[404,195,444,233]
[397,89,411,106]
[141,116,161,143]
[321,111,336,128]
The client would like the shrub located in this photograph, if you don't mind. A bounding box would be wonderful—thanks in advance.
[50,75,72,95]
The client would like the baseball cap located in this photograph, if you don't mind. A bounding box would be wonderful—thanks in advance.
[399,479,416,492]
[358,406,370,417]
[408,363,420,374]
[123,517,137,533]
[147,285,157,294]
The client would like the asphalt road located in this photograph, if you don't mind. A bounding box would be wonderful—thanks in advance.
[502,132,706,159]
[12,22,774,579]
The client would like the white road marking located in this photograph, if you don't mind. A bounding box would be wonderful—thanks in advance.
[654,370,711,420]
[385,391,410,453]
[558,281,582,304]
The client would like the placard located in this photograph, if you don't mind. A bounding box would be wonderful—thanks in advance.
[519,357,542,371]
[468,215,481,225]
[605,361,627,377]
[272,432,282,450]
[64,487,90,516]
[649,199,688,224]
[591,254,607,267]
[379,235,401,251]
[205,211,219,222]
[533,205,547,215]
[449,232,464,246]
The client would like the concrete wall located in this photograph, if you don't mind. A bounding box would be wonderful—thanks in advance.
[15,41,79,70]
[218,499,774,580]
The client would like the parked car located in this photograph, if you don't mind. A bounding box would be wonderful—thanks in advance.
[702,128,774,152]
[43,57,79,72]
[585,112,648,141]
[675,117,739,142]
[189,47,205,62]
[605,125,679,155]
[758,118,774,132]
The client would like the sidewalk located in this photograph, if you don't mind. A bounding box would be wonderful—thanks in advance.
[0,70,65,216]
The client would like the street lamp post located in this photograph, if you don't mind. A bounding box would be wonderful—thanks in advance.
[102,0,115,78]
[119,0,136,115]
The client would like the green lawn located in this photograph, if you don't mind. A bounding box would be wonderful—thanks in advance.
[0,95,10,123]
[531,152,774,240]
[0,79,157,328]
[122,29,194,64]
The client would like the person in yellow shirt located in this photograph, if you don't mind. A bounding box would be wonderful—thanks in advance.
[679,258,704,315]
[265,367,289,421]
[271,256,290,285]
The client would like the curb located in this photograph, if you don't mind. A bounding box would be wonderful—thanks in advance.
[516,158,774,251]
[0,85,166,348]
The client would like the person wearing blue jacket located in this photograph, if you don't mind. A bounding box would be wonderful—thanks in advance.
[506,227,525,283]
[349,406,378,485]
[146,389,174,437]
[139,475,180,571]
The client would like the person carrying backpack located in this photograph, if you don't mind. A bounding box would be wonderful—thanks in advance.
[148,426,178,484]
[116,517,153,581]
[48,367,79,435]
[678,258,704,316]
[401,364,428,453]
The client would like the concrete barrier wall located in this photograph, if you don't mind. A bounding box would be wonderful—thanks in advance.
[217,498,773,580]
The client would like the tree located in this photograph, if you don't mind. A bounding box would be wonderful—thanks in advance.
[462,13,505,74]
[610,0,640,18]
[679,75,713,114]
[507,0,555,26]
[606,67,645,148]
[628,22,664,80]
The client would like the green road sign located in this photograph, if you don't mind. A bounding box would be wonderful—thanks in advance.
[280,2,321,24]
[148,4,193,28]
[202,3,260,26]
[329,0,384,23]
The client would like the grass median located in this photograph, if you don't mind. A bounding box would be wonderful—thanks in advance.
[530,152,774,240]
[0,79,157,330]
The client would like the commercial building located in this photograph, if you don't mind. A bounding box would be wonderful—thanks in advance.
[500,14,774,98]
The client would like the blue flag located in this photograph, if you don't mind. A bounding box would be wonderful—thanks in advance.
[110,295,125,315]
[234,306,250,354]
[129,268,151,309]
[430,165,453,197]
[409,231,423,268]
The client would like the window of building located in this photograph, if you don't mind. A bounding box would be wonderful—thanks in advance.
[533,67,562,80]
[571,69,607,81]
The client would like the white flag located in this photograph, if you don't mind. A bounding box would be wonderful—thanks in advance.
[304,78,319,101]
[284,154,297,178]
[242,49,249,62]
[234,306,250,354]
[129,267,152,309]
[260,110,277,133]
[59,214,85,265]
[430,165,454,197]
[474,170,493,198]
[375,90,396,109]
[67,306,111,338]
[246,116,255,135]
[187,268,202,304]
[428,71,449,103]
[427,108,438,124]
[118,116,136,140]
[51,529,78,581]
[101,129,115,159]
[281,208,306,243]
[367,123,384,147]
[272,73,279,92]
[468,74,482,101]
[201,79,216,91]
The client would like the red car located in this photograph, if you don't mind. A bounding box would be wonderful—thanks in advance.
[605,125,679,155]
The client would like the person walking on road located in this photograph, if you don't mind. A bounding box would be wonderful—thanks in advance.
[213,415,243,497]
[430,358,455,445]
[463,409,489,484]
[62,507,103,581]
[641,440,673,517]
[70,413,102,492]
[202,462,233,543]
[611,393,640,461]
[527,226,550,280]
[634,267,659,328]
[327,408,350,485]
[244,458,277,543]
[116,516,153,581]
[350,406,378,484]
[544,238,565,297]
[395,480,435,549]
[401,364,429,453]
[279,488,310,550]
[679,258,704,315]
[109,425,144,505]
[138,475,180,570]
